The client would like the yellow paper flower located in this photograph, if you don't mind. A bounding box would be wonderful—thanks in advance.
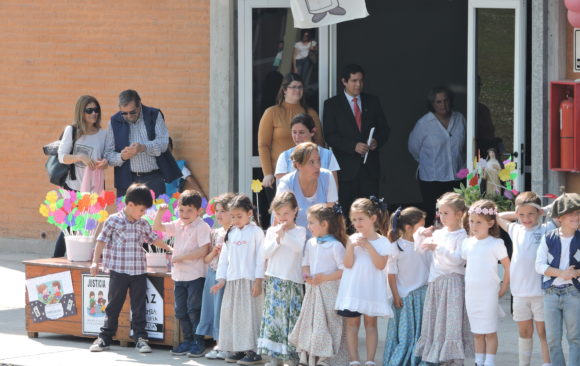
[97,210,109,222]
[251,179,263,193]
[49,202,57,211]
[45,191,58,203]
[155,198,165,205]
[90,193,99,205]
[39,204,49,217]
[504,162,516,172]
[498,168,511,182]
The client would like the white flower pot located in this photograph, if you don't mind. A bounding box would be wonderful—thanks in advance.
[64,235,95,262]
[146,252,168,267]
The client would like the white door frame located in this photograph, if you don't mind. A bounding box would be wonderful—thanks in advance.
[237,0,335,196]
[467,0,527,191]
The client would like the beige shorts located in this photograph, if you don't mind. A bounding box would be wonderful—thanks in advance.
[512,295,545,322]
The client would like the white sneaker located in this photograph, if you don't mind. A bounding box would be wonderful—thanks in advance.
[135,337,152,353]
[217,350,227,360]
[206,350,220,359]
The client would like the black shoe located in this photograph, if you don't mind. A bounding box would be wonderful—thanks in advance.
[225,352,246,363]
[237,351,263,365]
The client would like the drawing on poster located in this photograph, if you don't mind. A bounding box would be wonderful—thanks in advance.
[26,271,77,323]
[82,274,110,335]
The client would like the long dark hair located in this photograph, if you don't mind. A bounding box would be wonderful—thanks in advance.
[224,194,260,242]
[276,73,309,113]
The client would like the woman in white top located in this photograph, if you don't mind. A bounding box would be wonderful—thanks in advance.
[461,200,510,366]
[414,192,474,365]
[211,195,266,364]
[335,198,393,366]
[293,30,317,82]
[53,95,108,258]
[383,207,430,366]
[289,204,348,366]
[275,113,340,185]
[258,192,307,365]
[408,86,466,226]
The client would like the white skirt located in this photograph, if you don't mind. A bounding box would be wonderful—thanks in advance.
[465,280,505,334]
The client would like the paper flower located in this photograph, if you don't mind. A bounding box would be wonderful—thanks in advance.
[498,169,511,182]
[456,168,469,180]
[504,162,516,172]
[45,191,58,203]
[39,204,49,217]
[469,174,479,187]
[97,210,109,222]
[251,179,263,193]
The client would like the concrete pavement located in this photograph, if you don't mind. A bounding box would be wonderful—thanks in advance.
[0,238,557,365]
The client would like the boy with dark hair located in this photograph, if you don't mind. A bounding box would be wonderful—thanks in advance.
[535,192,580,365]
[89,183,172,353]
[153,189,211,357]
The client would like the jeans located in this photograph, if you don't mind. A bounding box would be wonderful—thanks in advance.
[99,271,148,343]
[544,286,580,366]
[175,277,205,342]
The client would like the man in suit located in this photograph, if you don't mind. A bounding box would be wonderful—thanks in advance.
[323,64,390,217]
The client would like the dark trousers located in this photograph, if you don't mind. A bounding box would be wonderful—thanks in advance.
[53,231,66,258]
[117,170,166,197]
[418,179,461,227]
[174,278,205,342]
[99,271,148,343]
[338,165,380,223]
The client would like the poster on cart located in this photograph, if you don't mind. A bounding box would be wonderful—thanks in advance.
[26,271,77,323]
[130,277,164,340]
[82,275,110,335]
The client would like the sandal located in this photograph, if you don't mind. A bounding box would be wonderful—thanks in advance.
[365,362,376,366]
[298,352,308,366]
[349,362,361,366]
[317,358,331,366]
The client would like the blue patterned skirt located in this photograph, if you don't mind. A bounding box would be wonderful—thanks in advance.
[383,285,427,366]
[258,276,304,360]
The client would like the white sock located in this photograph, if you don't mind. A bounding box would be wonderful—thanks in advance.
[475,353,485,365]
[542,364,552,366]
[518,337,533,366]
[483,354,495,366]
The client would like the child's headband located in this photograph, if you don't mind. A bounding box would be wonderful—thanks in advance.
[516,202,542,211]
[468,206,498,216]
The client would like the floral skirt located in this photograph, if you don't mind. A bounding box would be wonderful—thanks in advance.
[414,273,474,363]
[383,285,427,366]
[289,280,348,366]
[218,278,263,352]
[257,276,304,360]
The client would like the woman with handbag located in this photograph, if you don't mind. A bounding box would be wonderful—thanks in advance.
[53,95,108,257]
[292,29,317,82]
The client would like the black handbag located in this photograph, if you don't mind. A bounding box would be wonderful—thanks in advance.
[44,126,77,186]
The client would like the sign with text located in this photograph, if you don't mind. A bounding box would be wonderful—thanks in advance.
[130,277,164,340]
[82,275,110,335]
[26,271,76,323]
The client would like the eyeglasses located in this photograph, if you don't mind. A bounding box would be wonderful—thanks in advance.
[121,109,139,116]
[287,85,304,90]
[84,107,100,114]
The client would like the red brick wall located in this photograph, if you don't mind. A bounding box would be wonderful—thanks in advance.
[0,1,210,239]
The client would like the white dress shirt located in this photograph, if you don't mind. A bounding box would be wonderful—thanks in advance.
[264,225,307,284]
[535,232,574,287]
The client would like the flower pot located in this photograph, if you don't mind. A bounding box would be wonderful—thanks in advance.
[64,235,95,262]
[146,252,168,267]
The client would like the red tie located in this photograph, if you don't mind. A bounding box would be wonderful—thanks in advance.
[353,97,362,131]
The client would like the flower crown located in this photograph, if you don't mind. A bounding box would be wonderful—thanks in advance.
[468,206,498,216]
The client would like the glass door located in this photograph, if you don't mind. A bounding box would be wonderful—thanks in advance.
[237,0,332,197]
[467,0,527,192]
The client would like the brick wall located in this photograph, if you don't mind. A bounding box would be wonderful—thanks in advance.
[0,1,210,239]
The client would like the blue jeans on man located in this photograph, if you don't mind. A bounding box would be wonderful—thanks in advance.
[543,285,580,366]
[174,278,205,353]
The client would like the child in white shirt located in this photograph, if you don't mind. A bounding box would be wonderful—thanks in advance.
[258,192,307,366]
[461,200,510,366]
[415,192,474,365]
[289,203,348,366]
[335,197,393,366]
[497,191,551,366]
[210,194,265,365]
[383,207,430,366]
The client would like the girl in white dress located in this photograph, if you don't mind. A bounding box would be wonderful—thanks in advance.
[289,203,348,366]
[335,197,393,366]
[461,199,510,366]
[414,192,474,366]
[383,207,430,366]
[258,192,307,366]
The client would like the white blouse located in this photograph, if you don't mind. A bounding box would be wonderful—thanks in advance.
[415,227,468,282]
[408,111,466,182]
[264,225,307,284]
[387,238,431,297]
[216,223,265,282]
[302,237,345,276]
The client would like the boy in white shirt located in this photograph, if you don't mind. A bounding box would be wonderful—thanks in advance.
[497,191,550,366]
[153,190,211,357]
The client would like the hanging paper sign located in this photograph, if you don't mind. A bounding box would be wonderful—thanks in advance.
[130,277,164,340]
[26,271,77,323]
[82,275,110,335]
[290,0,369,28]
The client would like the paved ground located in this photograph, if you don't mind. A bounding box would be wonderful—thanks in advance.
[0,238,558,366]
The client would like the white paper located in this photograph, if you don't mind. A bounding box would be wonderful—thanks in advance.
[290,0,369,28]
[363,127,375,164]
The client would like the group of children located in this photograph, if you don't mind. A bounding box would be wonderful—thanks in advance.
[87,182,580,366]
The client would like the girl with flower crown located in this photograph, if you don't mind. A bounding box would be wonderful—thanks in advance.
[461,199,510,366]
[289,203,348,366]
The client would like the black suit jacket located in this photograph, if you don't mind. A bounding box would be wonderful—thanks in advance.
[323,92,389,182]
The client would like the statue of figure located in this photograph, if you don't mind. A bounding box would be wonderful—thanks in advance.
[483,148,501,194]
